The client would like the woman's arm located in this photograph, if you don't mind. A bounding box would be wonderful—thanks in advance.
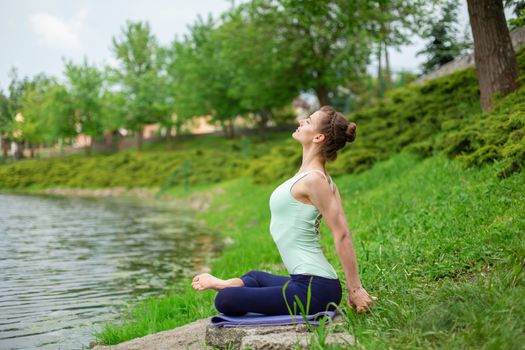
[303,174,374,312]
[331,185,362,289]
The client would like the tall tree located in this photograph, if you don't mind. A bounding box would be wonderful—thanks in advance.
[45,84,77,148]
[166,15,245,138]
[367,0,427,97]
[17,75,59,157]
[214,3,301,140]
[275,0,374,106]
[416,0,471,74]
[64,58,106,155]
[111,21,164,150]
[3,68,34,158]
[99,89,128,151]
[467,0,520,111]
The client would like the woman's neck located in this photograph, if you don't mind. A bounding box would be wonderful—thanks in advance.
[297,156,326,173]
[298,146,325,174]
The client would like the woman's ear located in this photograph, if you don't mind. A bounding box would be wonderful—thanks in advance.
[314,133,325,144]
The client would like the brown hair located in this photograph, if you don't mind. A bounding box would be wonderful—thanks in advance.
[317,105,357,162]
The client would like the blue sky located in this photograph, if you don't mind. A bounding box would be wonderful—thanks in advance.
[0,1,481,91]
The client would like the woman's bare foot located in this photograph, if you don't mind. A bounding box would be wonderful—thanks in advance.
[191,273,244,291]
[192,273,225,291]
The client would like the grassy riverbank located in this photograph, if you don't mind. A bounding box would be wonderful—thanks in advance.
[95,151,525,349]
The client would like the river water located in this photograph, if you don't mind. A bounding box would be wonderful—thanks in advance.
[0,193,221,350]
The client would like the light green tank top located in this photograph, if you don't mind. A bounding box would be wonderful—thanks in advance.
[269,169,338,280]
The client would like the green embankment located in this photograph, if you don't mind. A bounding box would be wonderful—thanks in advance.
[96,152,524,349]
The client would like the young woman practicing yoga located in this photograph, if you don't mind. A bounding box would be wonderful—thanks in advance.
[192,105,374,315]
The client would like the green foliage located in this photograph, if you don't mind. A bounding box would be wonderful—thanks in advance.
[63,58,106,143]
[246,138,302,184]
[0,132,291,189]
[247,47,525,183]
[0,150,241,189]
[3,48,524,188]
[505,0,525,30]
[1,68,34,138]
[436,85,525,178]
[416,0,471,74]
[211,3,302,130]
[165,15,244,131]
[275,0,376,104]
[111,21,167,136]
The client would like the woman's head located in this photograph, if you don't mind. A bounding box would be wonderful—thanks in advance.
[292,105,356,162]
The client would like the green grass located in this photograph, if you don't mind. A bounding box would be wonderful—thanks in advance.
[95,151,525,349]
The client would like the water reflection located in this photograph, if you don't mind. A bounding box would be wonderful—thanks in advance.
[0,193,221,350]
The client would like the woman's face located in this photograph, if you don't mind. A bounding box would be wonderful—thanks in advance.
[292,110,325,145]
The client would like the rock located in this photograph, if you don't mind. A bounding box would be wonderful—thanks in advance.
[92,318,211,350]
[205,311,356,350]
[205,323,311,349]
[241,331,356,350]
[91,312,355,350]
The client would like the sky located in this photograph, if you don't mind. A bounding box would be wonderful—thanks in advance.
[0,0,489,92]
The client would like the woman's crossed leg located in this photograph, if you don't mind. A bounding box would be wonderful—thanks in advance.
[192,270,310,316]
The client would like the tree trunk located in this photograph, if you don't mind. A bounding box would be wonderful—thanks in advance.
[164,125,172,141]
[467,0,520,112]
[384,43,391,88]
[315,85,331,106]
[16,141,24,159]
[84,137,92,156]
[376,41,384,98]
[29,142,34,158]
[228,119,235,139]
[104,130,118,152]
[258,111,270,143]
[220,120,228,138]
[174,121,182,139]
[136,127,144,151]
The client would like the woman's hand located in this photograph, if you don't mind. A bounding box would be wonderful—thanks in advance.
[346,286,376,313]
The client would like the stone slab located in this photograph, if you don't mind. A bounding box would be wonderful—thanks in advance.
[92,312,355,350]
[92,318,212,350]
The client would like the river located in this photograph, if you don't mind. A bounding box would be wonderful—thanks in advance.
[0,192,220,350]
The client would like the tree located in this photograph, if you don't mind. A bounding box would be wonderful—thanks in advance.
[99,89,128,151]
[275,0,374,106]
[467,0,520,111]
[166,15,245,139]
[64,58,106,155]
[111,21,164,150]
[366,0,428,97]
[213,3,302,140]
[505,0,525,30]
[416,0,471,74]
[0,90,10,158]
[2,68,36,158]
[45,84,77,148]
[17,75,60,157]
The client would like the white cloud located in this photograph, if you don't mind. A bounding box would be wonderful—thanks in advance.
[28,9,87,51]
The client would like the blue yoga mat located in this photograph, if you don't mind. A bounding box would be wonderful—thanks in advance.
[210,310,336,327]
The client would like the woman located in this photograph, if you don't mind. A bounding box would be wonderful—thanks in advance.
[192,105,374,315]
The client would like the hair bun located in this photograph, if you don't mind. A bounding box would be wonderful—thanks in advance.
[346,122,356,143]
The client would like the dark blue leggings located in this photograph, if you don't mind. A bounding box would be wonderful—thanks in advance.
[214,270,342,316]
